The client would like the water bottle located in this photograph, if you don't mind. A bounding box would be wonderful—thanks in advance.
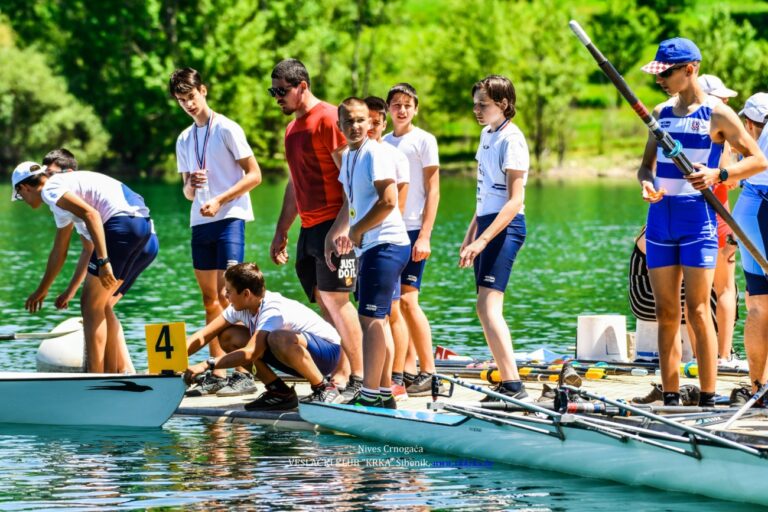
[196,170,211,204]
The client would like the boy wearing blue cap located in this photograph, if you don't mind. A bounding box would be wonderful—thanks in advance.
[637,37,767,406]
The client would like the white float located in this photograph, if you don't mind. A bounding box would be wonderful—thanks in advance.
[634,319,694,363]
[576,314,629,362]
[36,317,85,372]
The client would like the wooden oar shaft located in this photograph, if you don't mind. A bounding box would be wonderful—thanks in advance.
[569,20,768,275]
[0,329,80,341]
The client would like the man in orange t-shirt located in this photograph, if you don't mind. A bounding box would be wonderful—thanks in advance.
[269,59,363,398]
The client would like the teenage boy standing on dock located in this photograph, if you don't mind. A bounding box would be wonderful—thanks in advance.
[383,83,441,396]
[325,98,411,408]
[637,39,766,406]
[171,67,262,396]
[268,59,364,399]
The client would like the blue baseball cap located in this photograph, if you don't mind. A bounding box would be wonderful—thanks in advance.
[641,38,701,74]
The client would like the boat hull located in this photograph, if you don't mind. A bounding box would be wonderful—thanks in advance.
[300,403,768,506]
[0,372,185,427]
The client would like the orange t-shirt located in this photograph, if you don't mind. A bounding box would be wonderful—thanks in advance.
[284,102,346,228]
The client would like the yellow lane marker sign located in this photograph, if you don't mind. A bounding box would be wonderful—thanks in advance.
[145,322,188,374]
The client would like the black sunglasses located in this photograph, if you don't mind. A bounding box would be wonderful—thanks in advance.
[267,85,295,98]
[658,64,687,79]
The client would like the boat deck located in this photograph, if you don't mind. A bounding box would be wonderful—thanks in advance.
[175,371,768,439]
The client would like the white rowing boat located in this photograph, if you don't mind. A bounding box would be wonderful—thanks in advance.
[0,372,184,427]
[300,376,768,506]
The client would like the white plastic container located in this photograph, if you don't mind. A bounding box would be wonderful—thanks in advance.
[576,315,628,362]
[634,319,694,363]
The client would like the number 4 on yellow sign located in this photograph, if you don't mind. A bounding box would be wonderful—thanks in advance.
[145,322,189,374]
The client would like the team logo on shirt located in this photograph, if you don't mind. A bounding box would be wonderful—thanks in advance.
[660,120,671,129]
[691,120,700,132]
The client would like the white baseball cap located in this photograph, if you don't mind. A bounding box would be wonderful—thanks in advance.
[739,93,768,124]
[698,74,737,99]
[10,161,46,201]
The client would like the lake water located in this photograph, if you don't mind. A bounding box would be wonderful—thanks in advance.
[0,179,753,509]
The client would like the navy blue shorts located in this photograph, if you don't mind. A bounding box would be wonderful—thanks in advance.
[262,332,341,377]
[400,229,428,290]
[646,195,718,269]
[358,243,410,318]
[88,216,152,280]
[733,183,768,295]
[474,213,526,292]
[191,218,245,271]
[116,233,159,296]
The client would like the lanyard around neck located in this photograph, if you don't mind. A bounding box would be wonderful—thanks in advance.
[193,111,215,170]
[345,138,369,205]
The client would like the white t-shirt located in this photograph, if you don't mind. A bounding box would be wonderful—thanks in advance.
[41,171,150,239]
[383,127,439,230]
[221,291,340,344]
[748,128,768,186]
[339,140,410,254]
[475,121,529,216]
[380,141,410,184]
[176,112,255,227]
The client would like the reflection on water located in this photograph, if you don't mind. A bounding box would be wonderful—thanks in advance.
[0,417,759,510]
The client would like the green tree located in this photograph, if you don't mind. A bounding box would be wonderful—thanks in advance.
[0,22,109,170]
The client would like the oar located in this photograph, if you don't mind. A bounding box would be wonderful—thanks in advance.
[0,329,80,341]
[569,20,768,275]
[720,382,768,430]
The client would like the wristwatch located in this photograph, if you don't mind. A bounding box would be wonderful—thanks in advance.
[718,168,729,183]
[95,257,110,268]
[206,357,217,372]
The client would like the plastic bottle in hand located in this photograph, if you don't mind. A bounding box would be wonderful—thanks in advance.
[196,170,211,204]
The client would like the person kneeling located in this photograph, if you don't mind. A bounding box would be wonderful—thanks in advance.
[184,262,343,410]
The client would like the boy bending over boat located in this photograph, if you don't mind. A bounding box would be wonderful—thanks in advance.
[12,161,154,373]
[184,262,343,410]
[324,97,411,408]
[459,75,530,401]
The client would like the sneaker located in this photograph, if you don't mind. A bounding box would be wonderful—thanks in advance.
[244,387,299,411]
[185,372,228,397]
[406,372,446,397]
[380,395,397,410]
[538,383,556,401]
[216,371,258,397]
[301,384,343,404]
[348,393,380,407]
[730,385,753,406]
[391,383,409,401]
[631,383,663,405]
[340,376,363,402]
[403,372,418,388]
[680,384,701,407]
[558,362,582,388]
[480,383,529,403]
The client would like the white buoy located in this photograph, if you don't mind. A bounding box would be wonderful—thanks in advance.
[576,315,629,362]
[36,317,85,372]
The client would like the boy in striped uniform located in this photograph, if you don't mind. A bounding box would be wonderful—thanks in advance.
[638,38,766,406]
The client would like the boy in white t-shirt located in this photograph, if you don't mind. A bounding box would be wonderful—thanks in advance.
[170,68,263,396]
[324,98,411,408]
[184,262,343,410]
[382,83,440,396]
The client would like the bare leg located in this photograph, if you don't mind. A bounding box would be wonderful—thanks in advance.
[317,290,363,377]
[267,330,324,386]
[713,244,737,360]
[381,317,394,388]
[477,287,519,381]
[389,299,409,374]
[400,286,435,374]
[217,325,253,374]
[359,316,389,391]
[681,265,717,393]
[404,343,418,375]
[81,274,120,373]
[194,269,228,378]
[108,293,135,374]
[649,266,684,393]
[744,295,768,391]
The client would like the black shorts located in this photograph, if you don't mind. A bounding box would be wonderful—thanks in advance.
[296,219,358,302]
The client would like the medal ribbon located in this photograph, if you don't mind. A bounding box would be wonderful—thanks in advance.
[193,111,216,170]
[345,138,369,206]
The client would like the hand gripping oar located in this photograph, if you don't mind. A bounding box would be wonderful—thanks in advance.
[0,329,80,341]
[721,382,768,430]
[569,20,768,275]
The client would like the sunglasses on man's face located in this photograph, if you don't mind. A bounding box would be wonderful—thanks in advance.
[658,64,687,79]
[268,85,295,98]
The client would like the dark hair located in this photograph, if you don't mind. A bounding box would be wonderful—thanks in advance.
[224,262,266,297]
[338,97,368,118]
[364,96,388,120]
[472,75,516,119]
[42,148,78,171]
[169,67,204,97]
[386,83,419,107]
[271,59,311,87]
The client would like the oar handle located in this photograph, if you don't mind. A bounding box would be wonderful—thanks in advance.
[569,20,768,276]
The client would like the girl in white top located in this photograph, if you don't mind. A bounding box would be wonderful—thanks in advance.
[12,163,153,373]
[325,98,411,408]
[459,75,530,401]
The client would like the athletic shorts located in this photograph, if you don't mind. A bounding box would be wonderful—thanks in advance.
[733,183,768,295]
[88,216,152,279]
[358,243,410,318]
[191,218,245,271]
[116,233,159,296]
[263,332,341,377]
[646,194,718,269]
[296,219,357,302]
[474,213,526,292]
[400,229,427,290]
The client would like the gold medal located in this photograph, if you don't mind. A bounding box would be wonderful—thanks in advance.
[350,207,357,219]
